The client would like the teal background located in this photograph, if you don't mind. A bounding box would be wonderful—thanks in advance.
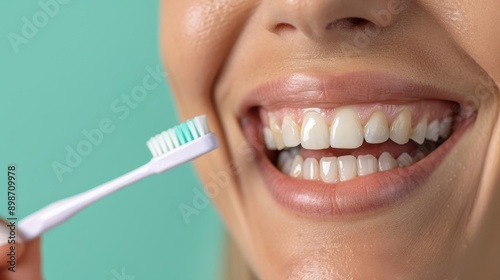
[1,1,224,279]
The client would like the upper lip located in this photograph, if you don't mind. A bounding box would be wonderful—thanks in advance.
[238,71,466,114]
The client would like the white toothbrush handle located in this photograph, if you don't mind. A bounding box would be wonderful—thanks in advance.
[18,164,151,241]
[19,133,219,241]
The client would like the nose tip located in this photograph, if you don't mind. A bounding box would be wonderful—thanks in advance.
[264,0,406,40]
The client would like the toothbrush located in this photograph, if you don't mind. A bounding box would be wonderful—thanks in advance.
[18,115,219,241]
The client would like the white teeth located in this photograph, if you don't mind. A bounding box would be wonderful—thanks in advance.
[264,108,453,151]
[364,111,390,144]
[278,152,421,182]
[289,155,304,178]
[303,158,319,180]
[397,152,413,167]
[263,127,276,150]
[390,110,412,145]
[378,152,398,171]
[267,107,453,182]
[410,118,427,144]
[357,155,378,176]
[330,108,363,149]
[319,157,338,183]
[301,111,330,150]
[269,113,285,150]
[277,151,294,175]
[281,116,301,147]
[337,155,357,182]
[426,120,440,141]
[439,117,453,138]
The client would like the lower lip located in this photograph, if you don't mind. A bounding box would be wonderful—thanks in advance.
[247,117,474,217]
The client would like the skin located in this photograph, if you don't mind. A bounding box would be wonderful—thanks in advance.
[161,0,500,279]
[0,219,42,280]
[7,0,500,278]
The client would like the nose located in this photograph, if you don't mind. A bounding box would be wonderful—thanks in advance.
[262,0,406,40]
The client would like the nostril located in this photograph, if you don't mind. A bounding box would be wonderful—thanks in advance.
[326,17,373,31]
[274,23,296,33]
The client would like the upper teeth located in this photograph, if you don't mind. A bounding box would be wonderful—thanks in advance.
[330,108,364,149]
[282,116,301,147]
[263,108,453,150]
[389,109,412,144]
[364,111,390,144]
[301,111,330,149]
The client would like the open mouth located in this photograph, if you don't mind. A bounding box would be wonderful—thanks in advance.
[261,101,456,180]
[239,72,475,217]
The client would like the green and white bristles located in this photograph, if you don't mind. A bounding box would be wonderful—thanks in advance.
[147,115,210,157]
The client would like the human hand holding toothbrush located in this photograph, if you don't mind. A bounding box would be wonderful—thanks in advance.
[0,217,42,280]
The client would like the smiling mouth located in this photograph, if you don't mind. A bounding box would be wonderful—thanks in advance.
[239,72,475,217]
[261,100,456,180]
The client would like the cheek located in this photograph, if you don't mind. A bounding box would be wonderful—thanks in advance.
[463,1,500,83]
[421,0,500,83]
[160,0,215,104]
[160,0,256,107]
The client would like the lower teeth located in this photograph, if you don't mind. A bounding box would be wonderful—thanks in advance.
[276,140,441,183]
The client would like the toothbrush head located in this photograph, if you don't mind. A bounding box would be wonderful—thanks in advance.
[146,115,212,158]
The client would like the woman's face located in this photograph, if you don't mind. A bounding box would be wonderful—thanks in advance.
[161,0,500,278]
